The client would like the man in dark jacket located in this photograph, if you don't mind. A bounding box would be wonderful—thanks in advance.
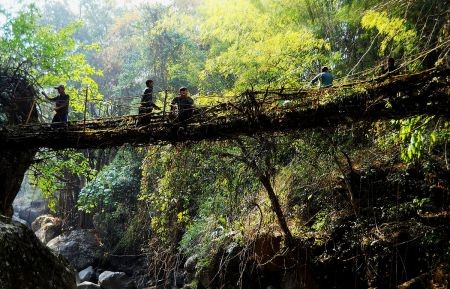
[137,79,160,126]
[43,84,69,126]
[170,87,194,136]
[381,57,398,75]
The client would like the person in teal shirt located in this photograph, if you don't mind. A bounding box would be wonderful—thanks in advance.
[310,66,333,88]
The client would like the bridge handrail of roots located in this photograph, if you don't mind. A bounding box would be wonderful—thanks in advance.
[0,65,449,150]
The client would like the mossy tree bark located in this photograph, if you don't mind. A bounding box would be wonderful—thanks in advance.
[0,71,39,216]
[258,173,294,246]
[0,150,37,216]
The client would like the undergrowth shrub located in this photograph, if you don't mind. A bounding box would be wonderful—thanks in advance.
[78,147,143,251]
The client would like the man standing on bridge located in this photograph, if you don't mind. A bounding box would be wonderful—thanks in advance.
[42,84,69,127]
[170,87,194,134]
[137,79,160,126]
[381,57,398,75]
[310,66,333,88]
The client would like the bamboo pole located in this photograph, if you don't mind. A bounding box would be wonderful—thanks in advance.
[83,88,88,130]
[163,89,168,117]
[25,99,36,124]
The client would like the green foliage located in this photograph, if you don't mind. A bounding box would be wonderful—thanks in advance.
[145,6,205,91]
[140,146,193,244]
[30,149,96,212]
[311,210,330,231]
[0,5,102,117]
[77,147,143,250]
[139,142,261,247]
[420,228,444,247]
[179,216,231,269]
[383,197,431,220]
[114,210,151,253]
[78,148,142,213]
[197,0,333,91]
[390,116,450,163]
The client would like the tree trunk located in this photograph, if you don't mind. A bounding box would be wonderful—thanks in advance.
[259,173,293,246]
[0,150,36,216]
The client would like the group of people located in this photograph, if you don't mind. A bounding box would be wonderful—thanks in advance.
[44,57,398,127]
[44,80,195,130]
[135,79,194,129]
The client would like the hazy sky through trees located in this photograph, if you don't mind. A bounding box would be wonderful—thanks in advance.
[0,0,171,16]
[0,0,172,30]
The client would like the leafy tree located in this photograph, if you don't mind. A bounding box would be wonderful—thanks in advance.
[30,149,96,213]
[140,143,260,249]
[97,10,143,116]
[378,117,450,163]
[78,147,143,249]
[78,147,142,213]
[0,5,102,118]
[38,0,76,30]
[361,10,417,57]
[197,0,333,91]
[138,4,205,92]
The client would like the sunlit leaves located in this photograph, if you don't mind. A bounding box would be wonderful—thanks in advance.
[361,10,417,55]
[198,0,332,91]
[199,0,268,44]
[391,116,450,163]
[139,143,260,246]
[0,6,102,116]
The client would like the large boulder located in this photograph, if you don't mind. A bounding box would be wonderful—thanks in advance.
[98,271,136,289]
[0,215,76,289]
[184,254,198,284]
[32,214,62,244]
[15,199,49,225]
[78,266,96,283]
[184,254,198,273]
[47,229,102,270]
[32,213,59,231]
[77,281,100,289]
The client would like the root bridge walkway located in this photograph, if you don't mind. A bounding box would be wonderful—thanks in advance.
[0,67,449,150]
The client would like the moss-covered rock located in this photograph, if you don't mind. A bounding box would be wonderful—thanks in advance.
[47,229,102,271]
[32,214,62,244]
[0,215,76,289]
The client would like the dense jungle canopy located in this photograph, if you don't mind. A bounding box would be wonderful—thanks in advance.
[0,0,449,288]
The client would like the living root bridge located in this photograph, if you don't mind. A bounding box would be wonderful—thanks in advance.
[0,67,449,150]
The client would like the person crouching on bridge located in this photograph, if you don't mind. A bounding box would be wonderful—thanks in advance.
[137,79,160,126]
[310,66,333,88]
[170,87,194,135]
[380,57,398,75]
[43,84,69,127]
